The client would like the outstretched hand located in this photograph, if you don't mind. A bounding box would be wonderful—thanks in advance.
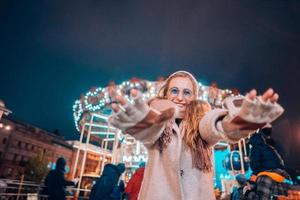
[222,88,281,133]
[110,89,139,113]
[108,88,175,133]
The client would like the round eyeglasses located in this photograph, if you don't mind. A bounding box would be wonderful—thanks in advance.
[168,87,193,99]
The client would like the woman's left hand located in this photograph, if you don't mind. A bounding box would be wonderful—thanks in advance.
[222,88,283,133]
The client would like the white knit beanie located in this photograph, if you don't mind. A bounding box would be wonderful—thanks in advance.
[158,70,199,97]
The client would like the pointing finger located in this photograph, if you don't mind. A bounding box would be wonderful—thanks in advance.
[246,89,257,101]
[116,95,127,106]
[131,89,138,98]
[262,88,274,102]
[270,93,279,103]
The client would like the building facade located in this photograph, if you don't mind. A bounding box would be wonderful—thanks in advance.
[0,117,74,179]
[0,116,114,186]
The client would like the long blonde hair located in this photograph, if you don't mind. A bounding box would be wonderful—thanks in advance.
[183,100,213,172]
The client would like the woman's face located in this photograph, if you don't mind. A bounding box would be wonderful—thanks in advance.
[166,77,195,117]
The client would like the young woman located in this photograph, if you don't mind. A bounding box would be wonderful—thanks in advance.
[109,71,283,200]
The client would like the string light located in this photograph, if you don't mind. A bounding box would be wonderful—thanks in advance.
[73,79,237,131]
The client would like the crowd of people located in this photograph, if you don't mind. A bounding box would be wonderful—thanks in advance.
[44,71,293,200]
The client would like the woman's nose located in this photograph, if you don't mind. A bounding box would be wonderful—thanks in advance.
[176,93,184,101]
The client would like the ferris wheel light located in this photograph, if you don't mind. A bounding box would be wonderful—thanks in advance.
[5,125,11,130]
[73,78,239,134]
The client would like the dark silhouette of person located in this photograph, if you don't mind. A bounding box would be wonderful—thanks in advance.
[89,163,125,200]
[247,125,290,199]
[110,179,125,200]
[44,157,75,200]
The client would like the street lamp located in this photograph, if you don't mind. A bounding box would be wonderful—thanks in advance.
[0,100,12,120]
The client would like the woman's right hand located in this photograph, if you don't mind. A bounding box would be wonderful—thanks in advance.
[108,89,174,133]
[110,89,138,113]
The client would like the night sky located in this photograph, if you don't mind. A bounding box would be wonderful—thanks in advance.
[1,1,300,168]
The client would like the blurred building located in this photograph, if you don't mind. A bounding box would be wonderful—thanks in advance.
[0,116,114,185]
[0,116,74,178]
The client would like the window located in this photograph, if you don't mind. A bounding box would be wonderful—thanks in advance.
[0,151,2,158]
[17,141,21,147]
[2,138,7,144]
